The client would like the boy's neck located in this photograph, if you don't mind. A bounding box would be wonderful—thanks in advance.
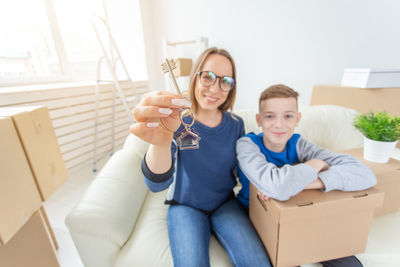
[262,136,286,153]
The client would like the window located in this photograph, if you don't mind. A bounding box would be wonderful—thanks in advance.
[0,0,147,87]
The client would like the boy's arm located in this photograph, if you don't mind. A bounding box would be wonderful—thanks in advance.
[297,137,377,192]
[237,137,318,201]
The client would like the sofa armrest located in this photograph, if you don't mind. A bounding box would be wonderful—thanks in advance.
[65,146,149,267]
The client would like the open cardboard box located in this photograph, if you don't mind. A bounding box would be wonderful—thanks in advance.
[0,106,68,201]
[249,184,384,267]
[341,148,400,216]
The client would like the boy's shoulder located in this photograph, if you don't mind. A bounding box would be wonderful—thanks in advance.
[241,132,261,141]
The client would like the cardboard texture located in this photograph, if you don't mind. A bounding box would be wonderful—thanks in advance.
[342,148,400,216]
[311,84,400,149]
[0,106,68,201]
[249,184,384,267]
[0,117,42,246]
[0,210,60,267]
[172,58,192,77]
[40,206,59,250]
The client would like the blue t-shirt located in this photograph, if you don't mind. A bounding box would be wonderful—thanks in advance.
[237,132,300,207]
[143,112,245,212]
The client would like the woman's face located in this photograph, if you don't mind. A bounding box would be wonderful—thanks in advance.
[194,54,233,113]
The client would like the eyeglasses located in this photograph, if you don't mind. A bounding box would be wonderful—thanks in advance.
[197,71,235,92]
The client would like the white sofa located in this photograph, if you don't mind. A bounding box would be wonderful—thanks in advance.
[66,105,400,267]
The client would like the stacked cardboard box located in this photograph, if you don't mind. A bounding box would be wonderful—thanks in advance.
[0,106,68,266]
[0,106,68,201]
[0,117,42,245]
[249,184,384,267]
[0,210,59,267]
[172,58,192,77]
[342,148,400,216]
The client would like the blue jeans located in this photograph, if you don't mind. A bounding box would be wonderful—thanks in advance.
[167,198,272,267]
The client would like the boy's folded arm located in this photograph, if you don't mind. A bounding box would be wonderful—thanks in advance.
[296,137,377,192]
[318,159,377,192]
[237,137,318,201]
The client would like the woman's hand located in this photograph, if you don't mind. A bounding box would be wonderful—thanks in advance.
[129,91,191,147]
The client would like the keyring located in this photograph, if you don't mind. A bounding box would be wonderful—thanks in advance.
[159,108,195,133]
[180,108,195,128]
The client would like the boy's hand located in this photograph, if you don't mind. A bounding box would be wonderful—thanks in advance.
[305,159,330,173]
[257,190,270,201]
[304,178,325,190]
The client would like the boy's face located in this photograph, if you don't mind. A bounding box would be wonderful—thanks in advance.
[256,97,301,152]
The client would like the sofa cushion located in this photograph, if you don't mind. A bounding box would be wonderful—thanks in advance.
[115,190,233,267]
[296,105,363,151]
[123,133,150,157]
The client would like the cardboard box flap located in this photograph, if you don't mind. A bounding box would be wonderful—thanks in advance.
[0,118,42,246]
[0,106,68,200]
[271,187,384,223]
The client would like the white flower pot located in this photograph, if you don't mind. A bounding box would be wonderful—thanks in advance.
[363,137,398,163]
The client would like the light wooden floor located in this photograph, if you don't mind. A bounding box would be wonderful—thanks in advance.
[44,156,108,267]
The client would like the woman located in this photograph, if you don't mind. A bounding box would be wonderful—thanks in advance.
[130,47,271,267]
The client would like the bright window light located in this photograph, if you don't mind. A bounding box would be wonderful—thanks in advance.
[0,0,62,79]
[0,0,147,86]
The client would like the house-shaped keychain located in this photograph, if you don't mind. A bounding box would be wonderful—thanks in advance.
[176,127,201,150]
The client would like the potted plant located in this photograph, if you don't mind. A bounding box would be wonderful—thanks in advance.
[353,111,400,163]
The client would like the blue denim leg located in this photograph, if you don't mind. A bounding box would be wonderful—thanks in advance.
[210,198,272,267]
[167,205,211,267]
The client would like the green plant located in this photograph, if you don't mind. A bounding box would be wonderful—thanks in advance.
[353,111,400,142]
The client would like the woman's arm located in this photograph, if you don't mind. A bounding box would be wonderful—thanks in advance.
[130,91,191,191]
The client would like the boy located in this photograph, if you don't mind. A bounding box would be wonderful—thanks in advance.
[236,84,377,267]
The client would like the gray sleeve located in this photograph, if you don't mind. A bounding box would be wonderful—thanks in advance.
[296,136,377,192]
[236,136,318,201]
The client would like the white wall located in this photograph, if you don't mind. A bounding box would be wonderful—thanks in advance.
[140,0,400,109]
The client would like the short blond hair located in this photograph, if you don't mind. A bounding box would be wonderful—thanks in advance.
[259,84,299,109]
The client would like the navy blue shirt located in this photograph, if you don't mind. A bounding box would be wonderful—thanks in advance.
[142,112,245,212]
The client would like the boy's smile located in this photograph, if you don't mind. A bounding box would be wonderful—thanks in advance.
[256,97,301,152]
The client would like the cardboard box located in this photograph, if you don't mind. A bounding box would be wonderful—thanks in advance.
[342,148,400,216]
[311,84,400,148]
[0,106,68,201]
[249,184,383,267]
[0,210,60,267]
[341,68,400,88]
[0,117,42,246]
[172,58,192,77]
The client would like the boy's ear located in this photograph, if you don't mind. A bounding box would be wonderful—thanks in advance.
[256,113,262,127]
[296,112,302,126]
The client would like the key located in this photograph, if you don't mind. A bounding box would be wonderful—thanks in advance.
[161,58,201,150]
